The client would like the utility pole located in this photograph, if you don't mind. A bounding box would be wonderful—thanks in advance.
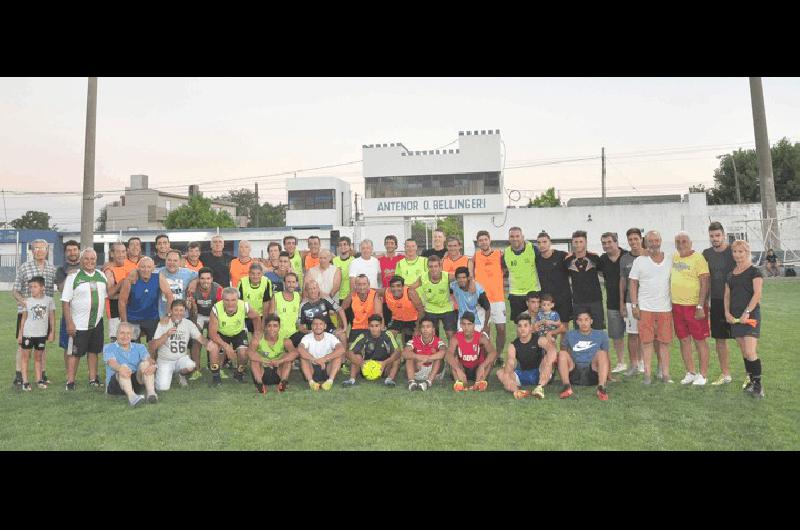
[749,77,780,250]
[731,155,742,205]
[80,77,98,251]
[254,182,259,228]
[354,193,360,221]
[601,147,606,205]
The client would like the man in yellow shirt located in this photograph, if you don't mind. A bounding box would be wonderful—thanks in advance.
[671,231,711,386]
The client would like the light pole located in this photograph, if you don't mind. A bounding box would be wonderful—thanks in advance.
[716,154,742,204]
[80,77,98,251]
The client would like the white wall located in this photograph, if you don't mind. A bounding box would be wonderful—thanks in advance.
[707,201,800,254]
[286,176,352,227]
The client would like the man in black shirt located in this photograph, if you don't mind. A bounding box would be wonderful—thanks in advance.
[565,230,604,330]
[56,239,82,373]
[600,232,628,374]
[421,228,447,259]
[702,221,736,385]
[536,232,573,326]
[298,280,348,345]
[152,234,170,268]
[200,235,234,287]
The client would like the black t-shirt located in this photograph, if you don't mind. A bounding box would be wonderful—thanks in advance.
[422,248,446,259]
[536,249,572,302]
[766,254,777,263]
[152,254,167,268]
[56,261,81,290]
[352,331,395,361]
[200,251,234,287]
[703,246,736,300]
[599,250,627,310]
[300,298,339,330]
[513,336,543,371]
[726,266,763,315]
[566,253,604,304]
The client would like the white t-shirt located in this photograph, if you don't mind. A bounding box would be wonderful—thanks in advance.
[154,318,202,362]
[300,332,340,359]
[348,257,381,290]
[629,253,673,312]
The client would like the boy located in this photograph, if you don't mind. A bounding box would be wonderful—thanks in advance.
[17,276,55,390]
[536,293,562,345]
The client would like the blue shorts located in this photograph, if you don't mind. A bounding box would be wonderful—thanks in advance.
[59,317,69,350]
[514,368,540,387]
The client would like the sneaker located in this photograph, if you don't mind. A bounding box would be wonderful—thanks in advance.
[643,375,652,385]
[743,378,754,394]
[212,375,223,387]
[129,394,145,407]
[742,375,751,391]
[41,373,51,385]
[147,394,159,404]
[692,375,707,386]
[664,375,674,384]
[453,380,466,392]
[37,380,48,389]
[513,389,531,400]
[219,369,229,380]
[89,378,103,388]
[532,385,545,399]
[13,378,22,389]
[419,380,430,392]
[473,380,488,392]
[177,374,189,387]
[559,385,573,399]
[256,383,267,395]
[680,372,698,385]
[321,379,333,391]
[407,380,419,391]
[597,385,609,401]
[751,380,764,399]
[222,360,232,370]
[65,382,76,391]
[188,370,203,382]
[637,361,645,373]
[624,366,638,377]
[384,378,396,387]
[309,381,321,391]
[711,374,732,385]
[342,378,357,387]
[277,380,288,393]
[341,364,350,376]
[22,382,32,392]
[233,370,245,383]
[612,363,627,374]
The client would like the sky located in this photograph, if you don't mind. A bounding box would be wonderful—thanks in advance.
[1,77,798,231]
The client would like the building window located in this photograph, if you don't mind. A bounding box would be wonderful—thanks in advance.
[365,172,501,198]
[288,189,336,210]
[165,200,171,211]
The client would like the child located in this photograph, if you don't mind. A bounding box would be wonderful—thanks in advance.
[536,293,562,345]
[17,276,55,390]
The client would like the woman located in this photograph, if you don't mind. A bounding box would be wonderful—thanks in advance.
[305,249,341,300]
[724,240,764,398]
[765,249,780,277]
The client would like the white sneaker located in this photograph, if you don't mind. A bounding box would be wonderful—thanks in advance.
[177,374,188,387]
[692,374,707,386]
[612,363,627,374]
[129,394,145,407]
[680,372,698,385]
[637,361,645,373]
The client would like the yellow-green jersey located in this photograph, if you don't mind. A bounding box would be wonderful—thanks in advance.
[395,256,428,286]
[332,255,354,300]
[274,291,300,335]
[212,300,249,337]
[288,251,303,287]
[418,271,454,313]
[238,277,273,316]
[503,242,540,295]
[257,330,292,360]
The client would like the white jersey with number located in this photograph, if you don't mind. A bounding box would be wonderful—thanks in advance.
[154,318,202,362]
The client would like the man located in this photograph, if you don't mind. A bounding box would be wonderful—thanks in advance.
[155,250,197,318]
[451,267,491,332]
[340,274,382,344]
[445,312,497,392]
[62,249,108,391]
[629,230,674,384]
[152,234,171,269]
[671,231,711,386]
[333,237,355,324]
[422,228,447,259]
[535,232,573,331]
[272,272,303,347]
[103,322,157,407]
[304,235,322,272]
[442,236,470,277]
[565,230,605,330]
[56,239,82,377]
[12,239,57,387]
[472,230,507,356]
[764,249,781,277]
[297,279,348,345]
[149,299,219,390]
[104,242,137,342]
[703,222,736,385]
[264,241,282,273]
[237,262,273,332]
[384,275,425,344]
[201,235,234,287]
[395,238,428,288]
[186,267,223,379]
[378,235,404,289]
[497,313,557,400]
[504,226,540,322]
[416,255,457,342]
[619,228,645,376]
[126,236,143,267]
[403,317,447,391]
[118,257,173,345]
[230,240,255,290]
[556,309,611,401]
[268,251,293,292]
[297,316,345,391]
[599,232,628,374]
[250,314,298,393]
[348,239,382,291]
[208,287,262,385]
[342,315,401,387]
[283,235,304,288]
[182,241,204,273]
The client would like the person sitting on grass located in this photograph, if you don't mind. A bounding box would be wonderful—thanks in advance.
[103,322,158,407]
[250,314,298,394]
[445,312,497,392]
[402,317,446,391]
[556,308,611,401]
[297,316,345,391]
[16,276,55,391]
[342,314,401,387]
[497,312,557,400]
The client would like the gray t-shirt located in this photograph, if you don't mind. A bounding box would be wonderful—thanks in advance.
[23,296,54,338]
[619,252,640,304]
[702,246,736,300]
[154,318,202,362]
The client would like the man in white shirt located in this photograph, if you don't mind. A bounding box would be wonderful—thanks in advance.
[629,230,673,385]
[297,316,345,391]
[348,239,382,292]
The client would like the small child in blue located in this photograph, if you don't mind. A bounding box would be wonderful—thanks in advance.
[535,294,561,341]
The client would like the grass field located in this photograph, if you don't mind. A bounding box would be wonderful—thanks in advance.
[2,280,799,450]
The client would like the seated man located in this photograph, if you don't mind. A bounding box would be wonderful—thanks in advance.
[342,314,401,387]
[298,279,348,346]
[250,314,298,394]
[149,299,220,391]
[497,313,557,400]
[446,311,497,392]
[384,275,424,345]
[103,321,158,407]
[402,317,446,391]
[208,287,263,385]
[556,308,611,401]
[297,316,345,391]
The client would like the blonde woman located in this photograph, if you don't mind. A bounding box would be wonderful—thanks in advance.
[305,249,342,300]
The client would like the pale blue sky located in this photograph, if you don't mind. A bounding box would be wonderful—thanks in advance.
[1,77,798,230]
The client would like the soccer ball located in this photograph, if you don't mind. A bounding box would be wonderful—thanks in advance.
[361,360,383,381]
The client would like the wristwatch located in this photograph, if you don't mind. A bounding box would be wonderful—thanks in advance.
[696,304,703,309]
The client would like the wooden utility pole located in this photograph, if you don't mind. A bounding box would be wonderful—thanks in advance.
[254,182,259,228]
[749,77,780,250]
[80,77,98,250]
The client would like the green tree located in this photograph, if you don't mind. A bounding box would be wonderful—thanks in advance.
[217,188,257,217]
[216,188,286,227]
[96,206,107,231]
[410,216,463,248]
[11,210,57,230]
[527,187,561,207]
[164,196,236,229]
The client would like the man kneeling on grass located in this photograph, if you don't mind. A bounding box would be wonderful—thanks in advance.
[342,314,401,387]
[250,315,298,394]
[402,317,446,391]
[297,316,345,391]
[103,322,158,407]
[446,312,497,392]
[497,312,557,400]
[556,308,611,401]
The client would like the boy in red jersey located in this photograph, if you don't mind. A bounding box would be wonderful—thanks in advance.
[402,317,446,391]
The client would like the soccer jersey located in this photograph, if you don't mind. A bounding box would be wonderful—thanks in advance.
[473,249,504,303]
[332,255,354,299]
[287,251,304,287]
[193,282,223,318]
[407,334,445,365]
[384,287,418,322]
[566,253,604,304]
[275,292,301,335]
[504,242,540,295]
[395,256,428,286]
[419,271,453,313]
[238,277,273,316]
[350,290,377,330]
[159,267,198,317]
[442,255,469,277]
[304,253,320,272]
[258,331,292,360]
[454,331,488,369]
[379,255,404,288]
[671,251,710,306]
[61,269,108,330]
[212,300,250,337]
[300,298,339,330]
[107,260,137,319]
[154,318,202,362]
[351,331,397,362]
[450,280,487,327]
[103,341,149,386]
[229,258,255,291]
[183,258,204,273]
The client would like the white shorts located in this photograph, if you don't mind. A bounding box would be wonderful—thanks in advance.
[414,364,433,382]
[108,317,120,339]
[195,315,210,332]
[156,355,196,391]
[625,303,639,335]
[489,302,506,325]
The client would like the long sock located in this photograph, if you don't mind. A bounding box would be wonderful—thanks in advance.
[750,358,762,381]
[743,357,751,376]
[211,363,221,379]
[15,370,22,381]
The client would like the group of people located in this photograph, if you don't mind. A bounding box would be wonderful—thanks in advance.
[10,221,766,406]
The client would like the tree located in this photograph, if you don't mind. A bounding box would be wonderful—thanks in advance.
[707,137,800,204]
[527,187,561,207]
[11,210,57,230]
[96,206,107,231]
[216,188,286,227]
[217,188,257,217]
[410,216,463,248]
[164,196,236,229]
[688,184,706,193]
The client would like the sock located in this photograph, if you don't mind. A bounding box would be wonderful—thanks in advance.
[41,371,47,381]
[750,359,762,381]
[15,370,22,381]
[255,382,264,392]
[743,357,751,375]
[210,363,220,378]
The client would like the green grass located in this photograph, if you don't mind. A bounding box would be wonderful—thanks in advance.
[2,280,799,450]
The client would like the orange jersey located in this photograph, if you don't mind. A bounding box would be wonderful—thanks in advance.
[351,289,377,330]
[443,255,469,277]
[473,249,504,303]
[385,287,418,322]
[304,253,320,271]
[183,258,204,273]
[107,260,137,316]
[230,258,254,290]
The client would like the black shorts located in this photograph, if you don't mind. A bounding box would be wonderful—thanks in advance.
[424,311,458,333]
[21,336,47,351]
[709,299,732,340]
[107,372,145,395]
[73,322,104,357]
[130,319,158,343]
[508,295,528,322]
[451,365,480,383]
[573,300,605,330]
[290,331,305,348]
[731,307,761,338]
[388,319,416,335]
[254,366,282,385]
[569,363,599,386]
[340,300,354,326]
[303,364,329,383]
[349,328,369,344]
[219,330,249,350]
